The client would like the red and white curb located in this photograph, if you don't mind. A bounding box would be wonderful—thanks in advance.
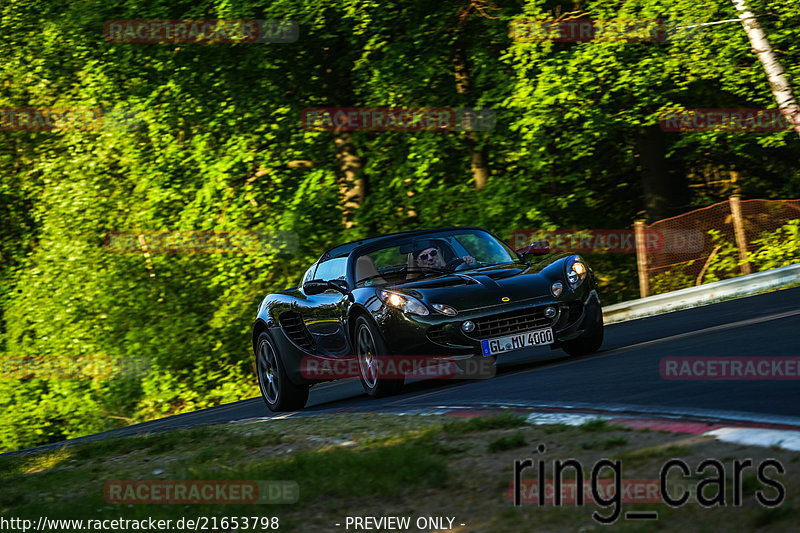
[518,410,800,451]
[704,427,800,451]
[233,405,800,451]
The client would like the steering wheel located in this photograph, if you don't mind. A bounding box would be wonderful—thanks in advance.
[445,257,465,270]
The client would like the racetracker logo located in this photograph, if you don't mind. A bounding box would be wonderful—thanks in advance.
[0,354,150,380]
[103,230,298,254]
[0,108,142,131]
[509,18,703,42]
[509,478,680,504]
[104,480,298,504]
[301,107,496,132]
[1,354,112,379]
[301,355,496,380]
[509,229,704,254]
[660,108,800,133]
[104,20,298,43]
[661,357,800,380]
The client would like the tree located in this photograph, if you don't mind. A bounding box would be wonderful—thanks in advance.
[731,0,800,137]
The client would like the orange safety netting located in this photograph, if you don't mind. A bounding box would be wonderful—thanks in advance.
[643,198,800,288]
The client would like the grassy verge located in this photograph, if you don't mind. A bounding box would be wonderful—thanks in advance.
[1,412,799,532]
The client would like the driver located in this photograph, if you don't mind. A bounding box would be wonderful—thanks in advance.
[413,242,475,270]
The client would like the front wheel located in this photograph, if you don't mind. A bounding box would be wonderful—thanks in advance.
[355,315,404,398]
[561,312,604,357]
[256,331,309,411]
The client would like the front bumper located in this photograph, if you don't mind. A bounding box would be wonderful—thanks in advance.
[378,287,601,358]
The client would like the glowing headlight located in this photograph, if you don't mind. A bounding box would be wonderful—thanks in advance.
[378,290,429,316]
[565,255,588,289]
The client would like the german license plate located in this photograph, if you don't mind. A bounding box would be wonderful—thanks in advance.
[481,328,554,356]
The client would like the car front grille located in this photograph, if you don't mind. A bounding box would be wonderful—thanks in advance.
[466,307,555,340]
[426,325,449,345]
[279,312,314,352]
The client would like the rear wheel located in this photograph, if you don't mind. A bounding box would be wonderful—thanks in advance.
[355,315,405,398]
[561,312,604,356]
[256,331,309,411]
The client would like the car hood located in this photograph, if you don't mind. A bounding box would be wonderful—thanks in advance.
[388,260,566,311]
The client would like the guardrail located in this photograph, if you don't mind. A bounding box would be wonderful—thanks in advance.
[603,263,800,324]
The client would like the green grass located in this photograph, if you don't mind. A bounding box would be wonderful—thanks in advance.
[442,413,528,436]
[487,432,527,453]
[752,504,794,527]
[580,437,628,450]
[2,411,798,533]
[615,445,692,464]
[542,423,571,434]
[202,437,449,500]
[0,428,450,520]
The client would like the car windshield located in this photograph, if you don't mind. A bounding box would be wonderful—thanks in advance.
[353,229,518,286]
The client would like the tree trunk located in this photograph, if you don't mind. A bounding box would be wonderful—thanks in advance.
[636,125,689,222]
[731,0,800,136]
[453,45,489,190]
[334,132,365,229]
[466,135,489,190]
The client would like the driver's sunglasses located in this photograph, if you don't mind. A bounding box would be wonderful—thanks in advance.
[418,249,437,261]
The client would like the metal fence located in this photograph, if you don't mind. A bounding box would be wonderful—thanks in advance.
[635,196,800,297]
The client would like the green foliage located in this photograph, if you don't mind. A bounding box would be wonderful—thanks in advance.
[749,219,800,270]
[1,0,800,452]
[705,221,800,283]
[703,229,742,283]
[649,220,800,293]
[648,261,695,295]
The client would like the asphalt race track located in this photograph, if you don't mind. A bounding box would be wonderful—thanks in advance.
[7,286,800,455]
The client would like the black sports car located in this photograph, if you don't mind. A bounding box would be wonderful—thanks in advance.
[252,226,603,411]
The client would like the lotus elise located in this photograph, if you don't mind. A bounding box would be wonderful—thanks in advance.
[252,226,603,411]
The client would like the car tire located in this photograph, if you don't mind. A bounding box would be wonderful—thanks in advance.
[561,311,604,357]
[256,331,309,411]
[354,315,405,398]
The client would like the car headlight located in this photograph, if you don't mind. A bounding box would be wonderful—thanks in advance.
[551,281,563,297]
[378,290,429,316]
[431,303,457,316]
[565,255,588,289]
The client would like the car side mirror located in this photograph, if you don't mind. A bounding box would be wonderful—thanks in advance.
[327,279,350,294]
[516,240,550,260]
[303,279,349,295]
[302,279,329,295]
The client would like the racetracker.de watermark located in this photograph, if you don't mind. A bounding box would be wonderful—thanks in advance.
[104,19,298,43]
[508,478,696,504]
[660,108,800,133]
[103,230,298,254]
[301,107,496,132]
[509,18,703,42]
[104,480,298,504]
[301,355,496,380]
[661,357,800,380]
[1,354,150,379]
[509,229,704,254]
[0,108,143,131]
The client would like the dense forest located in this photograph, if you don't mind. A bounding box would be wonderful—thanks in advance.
[1,0,799,452]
